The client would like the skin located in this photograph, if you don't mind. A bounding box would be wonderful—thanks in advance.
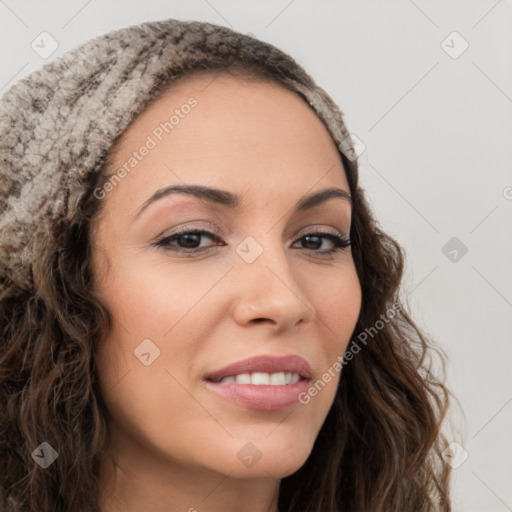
[92,71,362,512]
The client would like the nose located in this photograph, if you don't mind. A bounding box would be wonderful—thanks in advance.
[229,239,316,335]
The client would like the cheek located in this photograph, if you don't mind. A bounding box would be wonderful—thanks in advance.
[305,259,362,348]
[98,253,221,339]
[295,260,361,410]
[92,257,210,458]
[93,254,227,402]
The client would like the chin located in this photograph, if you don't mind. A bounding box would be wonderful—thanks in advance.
[226,455,310,481]
[206,434,314,480]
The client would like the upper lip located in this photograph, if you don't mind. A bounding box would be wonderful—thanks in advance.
[204,354,313,382]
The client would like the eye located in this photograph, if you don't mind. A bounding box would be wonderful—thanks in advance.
[152,228,223,253]
[292,231,351,254]
[151,228,350,255]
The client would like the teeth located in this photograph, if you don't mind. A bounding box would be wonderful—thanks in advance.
[289,373,300,384]
[236,373,252,384]
[270,372,286,385]
[251,372,270,385]
[218,372,301,385]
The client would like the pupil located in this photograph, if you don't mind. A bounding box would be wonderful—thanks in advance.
[303,235,321,249]
[180,234,200,248]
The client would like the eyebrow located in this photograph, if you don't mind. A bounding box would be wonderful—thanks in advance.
[132,184,352,221]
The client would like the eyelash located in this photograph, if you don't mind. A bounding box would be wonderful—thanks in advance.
[151,227,351,256]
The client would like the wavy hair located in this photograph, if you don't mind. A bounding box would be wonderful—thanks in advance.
[0,61,452,511]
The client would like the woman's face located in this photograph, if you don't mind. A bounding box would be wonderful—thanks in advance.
[92,71,362,487]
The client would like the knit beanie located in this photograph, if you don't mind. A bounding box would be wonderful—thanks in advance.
[0,18,359,291]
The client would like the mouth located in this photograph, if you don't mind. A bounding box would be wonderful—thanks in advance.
[207,371,303,385]
[203,354,312,411]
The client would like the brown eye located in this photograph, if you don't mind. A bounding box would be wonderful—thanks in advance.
[153,229,223,253]
[293,232,351,253]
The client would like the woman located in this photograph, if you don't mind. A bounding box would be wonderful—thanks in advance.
[0,18,452,512]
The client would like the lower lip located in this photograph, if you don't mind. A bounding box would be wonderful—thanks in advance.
[204,379,311,411]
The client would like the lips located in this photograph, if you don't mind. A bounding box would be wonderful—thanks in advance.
[204,354,313,382]
[203,354,313,411]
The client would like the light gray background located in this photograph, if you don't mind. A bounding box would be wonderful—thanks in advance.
[1,1,511,511]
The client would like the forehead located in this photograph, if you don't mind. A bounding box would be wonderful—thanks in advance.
[99,71,349,217]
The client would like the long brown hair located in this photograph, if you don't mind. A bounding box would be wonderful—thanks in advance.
[0,62,452,511]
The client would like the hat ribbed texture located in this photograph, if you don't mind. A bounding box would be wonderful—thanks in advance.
[0,18,357,290]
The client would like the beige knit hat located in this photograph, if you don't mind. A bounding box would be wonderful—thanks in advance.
[0,18,358,290]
